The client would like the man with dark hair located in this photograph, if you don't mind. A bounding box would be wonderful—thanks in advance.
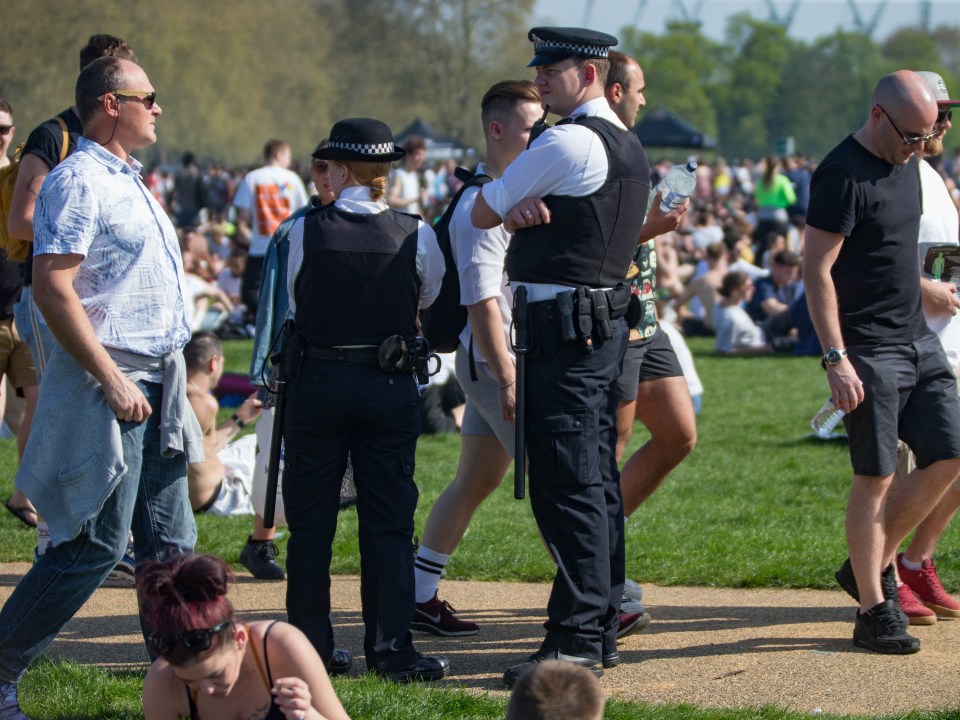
[0,57,198,718]
[805,70,960,654]
[473,27,651,685]
[183,331,267,541]
[603,49,697,630]
[232,139,308,323]
[171,151,208,228]
[505,659,605,720]
[411,79,543,635]
[747,248,801,351]
[387,134,426,215]
[5,33,139,586]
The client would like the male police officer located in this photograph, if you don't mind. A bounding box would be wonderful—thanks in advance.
[473,27,651,684]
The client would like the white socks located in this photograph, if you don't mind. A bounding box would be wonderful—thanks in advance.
[414,546,449,604]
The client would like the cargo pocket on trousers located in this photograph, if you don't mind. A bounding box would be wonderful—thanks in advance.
[528,408,591,490]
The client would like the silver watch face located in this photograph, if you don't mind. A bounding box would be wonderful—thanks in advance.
[825,349,845,365]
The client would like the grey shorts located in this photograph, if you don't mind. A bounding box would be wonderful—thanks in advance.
[845,333,960,476]
[616,325,684,401]
[456,345,515,458]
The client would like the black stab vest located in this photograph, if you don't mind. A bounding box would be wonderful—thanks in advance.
[294,205,421,346]
[505,115,650,288]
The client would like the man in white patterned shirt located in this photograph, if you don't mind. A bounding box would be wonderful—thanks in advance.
[0,57,199,719]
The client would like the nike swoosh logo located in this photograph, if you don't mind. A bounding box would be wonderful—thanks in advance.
[416,610,442,623]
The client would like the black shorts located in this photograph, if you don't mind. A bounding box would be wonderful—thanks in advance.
[616,325,684,401]
[845,333,960,476]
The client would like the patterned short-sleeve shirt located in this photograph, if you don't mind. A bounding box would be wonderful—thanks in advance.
[33,137,191,357]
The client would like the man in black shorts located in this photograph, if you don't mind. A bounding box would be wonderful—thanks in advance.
[605,51,698,627]
[804,70,960,654]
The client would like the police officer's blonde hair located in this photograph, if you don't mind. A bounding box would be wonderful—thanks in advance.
[339,161,393,202]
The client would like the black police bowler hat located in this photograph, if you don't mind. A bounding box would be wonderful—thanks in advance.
[527,26,618,68]
[311,118,406,162]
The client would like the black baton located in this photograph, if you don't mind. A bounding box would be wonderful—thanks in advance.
[513,285,529,500]
[263,321,293,528]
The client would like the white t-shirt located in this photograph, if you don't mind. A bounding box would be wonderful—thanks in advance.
[389,167,423,215]
[232,165,308,256]
[449,163,513,364]
[918,159,960,369]
[713,303,766,354]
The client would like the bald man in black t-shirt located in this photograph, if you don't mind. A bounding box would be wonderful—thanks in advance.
[804,70,960,655]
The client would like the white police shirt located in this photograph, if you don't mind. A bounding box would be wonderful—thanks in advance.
[479,96,627,302]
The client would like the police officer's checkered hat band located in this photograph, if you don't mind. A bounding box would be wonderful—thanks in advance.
[327,141,397,156]
[531,36,609,59]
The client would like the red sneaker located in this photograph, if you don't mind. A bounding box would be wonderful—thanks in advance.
[412,594,479,636]
[898,553,960,618]
[896,582,937,625]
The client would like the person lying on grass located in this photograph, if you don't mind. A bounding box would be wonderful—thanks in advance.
[138,553,350,720]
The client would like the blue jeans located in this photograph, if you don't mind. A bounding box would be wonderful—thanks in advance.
[13,287,58,384]
[0,380,196,683]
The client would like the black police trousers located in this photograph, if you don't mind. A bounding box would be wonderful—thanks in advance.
[283,356,421,672]
[525,314,627,661]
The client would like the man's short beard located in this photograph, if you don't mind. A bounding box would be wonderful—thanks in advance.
[925,136,944,158]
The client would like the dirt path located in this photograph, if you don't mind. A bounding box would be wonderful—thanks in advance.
[3,564,958,716]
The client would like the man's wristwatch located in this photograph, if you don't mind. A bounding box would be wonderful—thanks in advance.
[821,347,847,370]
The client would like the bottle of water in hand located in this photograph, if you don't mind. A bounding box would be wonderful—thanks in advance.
[810,398,845,438]
[654,160,698,212]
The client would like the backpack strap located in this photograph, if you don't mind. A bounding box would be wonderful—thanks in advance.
[55,116,69,164]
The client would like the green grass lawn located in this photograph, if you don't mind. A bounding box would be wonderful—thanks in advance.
[2,337,958,719]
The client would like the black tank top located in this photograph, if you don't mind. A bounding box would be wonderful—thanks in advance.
[185,622,285,720]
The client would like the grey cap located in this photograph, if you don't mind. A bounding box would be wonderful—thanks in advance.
[916,71,960,107]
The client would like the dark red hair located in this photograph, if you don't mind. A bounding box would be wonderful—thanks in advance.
[136,554,235,666]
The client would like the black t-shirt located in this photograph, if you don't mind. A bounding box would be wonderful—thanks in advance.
[806,134,927,346]
[20,108,83,286]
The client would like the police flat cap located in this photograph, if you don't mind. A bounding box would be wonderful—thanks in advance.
[312,118,406,162]
[527,26,618,67]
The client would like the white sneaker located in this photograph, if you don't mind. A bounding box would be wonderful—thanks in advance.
[101,536,136,588]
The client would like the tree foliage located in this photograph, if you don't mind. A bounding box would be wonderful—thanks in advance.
[1,0,958,164]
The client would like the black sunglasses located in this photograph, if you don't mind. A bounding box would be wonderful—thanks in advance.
[147,620,232,656]
[876,104,935,146]
[97,89,158,110]
[937,109,953,125]
[0,125,12,136]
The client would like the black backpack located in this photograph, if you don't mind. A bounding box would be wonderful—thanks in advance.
[420,167,492,353]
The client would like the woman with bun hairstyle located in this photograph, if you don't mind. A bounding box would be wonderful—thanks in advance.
[138,554,350,720]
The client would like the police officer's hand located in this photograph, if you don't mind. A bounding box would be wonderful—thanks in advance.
[103,374,152,423]
[921,278,960,317]
[237,392,264,425]
[504,197,550,233]
[827,358,864,414]
[639,191,687,242]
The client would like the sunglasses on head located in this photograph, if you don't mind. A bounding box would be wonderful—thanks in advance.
[937,109,953,125]
[0,125,12,136]
[147,619,232,656]
[97,89,158,110]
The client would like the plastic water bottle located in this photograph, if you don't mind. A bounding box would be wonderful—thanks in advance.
[810,398,845,438]
[655,161,698,212]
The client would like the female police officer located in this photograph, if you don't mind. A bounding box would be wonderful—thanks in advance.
[282,118,447,682]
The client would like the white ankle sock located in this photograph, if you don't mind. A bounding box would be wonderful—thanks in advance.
[900,556,923,571]
[414,546,449,604]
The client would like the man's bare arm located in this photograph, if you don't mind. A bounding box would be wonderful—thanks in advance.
[920,277,960,317]
[33,253,151,422]
[233,207,252,249]
[802,225,864,412]
[466,298,516,422]
[471,192,505,229]
[7,153,51,242]
[638,192,687,243]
